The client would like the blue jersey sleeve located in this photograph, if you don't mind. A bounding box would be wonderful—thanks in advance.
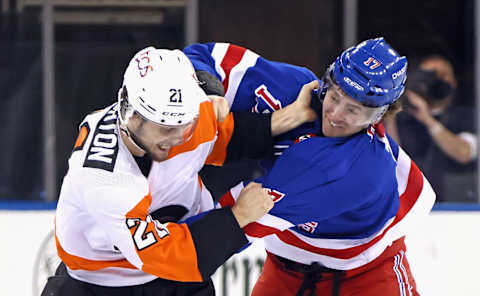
[184,42,319,115]
[184,43,221,79]
[184,42,323,171]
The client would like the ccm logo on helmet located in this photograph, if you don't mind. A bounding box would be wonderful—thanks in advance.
[343,77,364,91]
[392,64,407,80]
[162,112,186,117]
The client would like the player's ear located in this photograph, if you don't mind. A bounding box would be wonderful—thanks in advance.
[127,111,145,131]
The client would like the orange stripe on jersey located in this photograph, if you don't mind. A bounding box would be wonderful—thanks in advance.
[205,112,233,165]
[168,100,234,166]
[125,192,203,282]
[139,223,202,282]
[57,193,202,281]
[168,101,217,159]
[198,174,203,190]
[55,231,136,271]
[73,122,90,151]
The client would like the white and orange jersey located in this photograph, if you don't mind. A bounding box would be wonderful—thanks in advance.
[55,97,235,286]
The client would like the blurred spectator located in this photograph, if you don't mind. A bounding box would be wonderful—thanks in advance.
[384,55,477,202]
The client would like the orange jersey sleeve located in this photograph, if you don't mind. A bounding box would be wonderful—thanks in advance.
[125,193,203,282]
[57,191,203,282]
[168,100,234,166]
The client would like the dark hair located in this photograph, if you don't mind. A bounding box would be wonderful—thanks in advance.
[381,97,403,121]
[119,86,143,125]
[119,86,130,120]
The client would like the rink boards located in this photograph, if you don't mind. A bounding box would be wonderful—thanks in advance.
[1,203,479,296]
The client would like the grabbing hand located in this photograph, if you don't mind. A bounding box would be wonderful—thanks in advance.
[231,182,274,228]
[270,80,319,136]
[209,95,230,123]
[291,80,319,123]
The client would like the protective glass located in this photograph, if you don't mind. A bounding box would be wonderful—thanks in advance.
[324,84,388,126]
[177,115,199,144]
[143,113,199,147]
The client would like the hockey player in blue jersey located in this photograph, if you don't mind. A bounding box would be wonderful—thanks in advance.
[202,38,436,296]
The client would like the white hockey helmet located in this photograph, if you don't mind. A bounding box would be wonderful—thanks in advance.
[119,46,205,127]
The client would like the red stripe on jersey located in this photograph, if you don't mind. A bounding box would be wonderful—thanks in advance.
[275,160,424,259]
[373,123,386,137]
[244,221,281,238]
[395,160,423,220]
[220,44,247,93]
[219,190,235,208]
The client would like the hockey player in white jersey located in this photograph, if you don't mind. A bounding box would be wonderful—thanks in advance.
[41,46,317,296]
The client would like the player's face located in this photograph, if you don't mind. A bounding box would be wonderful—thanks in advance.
[131,117,197,162]
[322,85,372,137]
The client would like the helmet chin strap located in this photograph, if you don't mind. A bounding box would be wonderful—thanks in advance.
[129,129,149,153]
[118,120,149,155]
[117,102,150,155]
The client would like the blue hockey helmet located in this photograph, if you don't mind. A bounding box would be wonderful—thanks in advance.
[329,37,407,107]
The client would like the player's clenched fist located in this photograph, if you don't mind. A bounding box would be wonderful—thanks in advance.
[294,80,319,122]
[231,182,274,228]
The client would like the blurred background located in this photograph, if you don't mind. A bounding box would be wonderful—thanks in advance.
[1,0,477,205]
[2,1,480,295]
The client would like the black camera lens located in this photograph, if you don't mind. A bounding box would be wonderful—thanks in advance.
[406,69,453,101]
[429,77,453,101]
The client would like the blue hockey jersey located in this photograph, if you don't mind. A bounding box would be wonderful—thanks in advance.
[186,42,435,270]
[220,125,435,270]
[260,127,399,239]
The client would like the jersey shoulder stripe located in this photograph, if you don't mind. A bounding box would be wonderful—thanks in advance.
[208,43,260,107]
[73,122,90,151]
